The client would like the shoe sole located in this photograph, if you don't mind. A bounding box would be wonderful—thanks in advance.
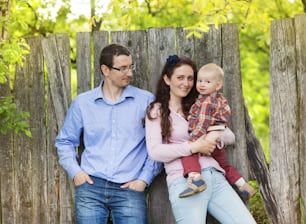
[179,184,207,198]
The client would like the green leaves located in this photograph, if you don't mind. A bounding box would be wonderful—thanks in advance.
[0,39,30,83]
[0,96,31,137]
[0,0,31,137]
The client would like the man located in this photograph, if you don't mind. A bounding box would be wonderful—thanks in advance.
[55,43,162,224]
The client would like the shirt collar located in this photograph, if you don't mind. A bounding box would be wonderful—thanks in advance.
[93,81,135,103]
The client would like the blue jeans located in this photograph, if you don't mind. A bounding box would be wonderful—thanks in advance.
[168,168,257,224]
[75,176,147,224]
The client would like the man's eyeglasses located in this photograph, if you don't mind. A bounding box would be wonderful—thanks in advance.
[110,64,135,73]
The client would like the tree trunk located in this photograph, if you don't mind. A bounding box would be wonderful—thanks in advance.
[0,0,10,41]
[302,0,306,12]
[90,0,102,32]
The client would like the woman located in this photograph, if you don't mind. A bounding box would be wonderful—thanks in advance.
[145,55,256,224]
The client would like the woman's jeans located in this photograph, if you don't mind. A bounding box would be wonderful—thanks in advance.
[75,176,147,224]
[168,168,257,224]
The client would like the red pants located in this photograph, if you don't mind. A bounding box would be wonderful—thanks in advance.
[181,147,241,185]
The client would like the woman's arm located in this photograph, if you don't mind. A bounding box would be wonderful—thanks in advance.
[145,104,217,162]
[145,114,191,163]
[190,134,218,156]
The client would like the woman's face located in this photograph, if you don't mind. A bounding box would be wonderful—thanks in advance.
[163,64,195,100]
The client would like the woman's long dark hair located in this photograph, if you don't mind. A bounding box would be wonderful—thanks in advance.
[146,55,198,143]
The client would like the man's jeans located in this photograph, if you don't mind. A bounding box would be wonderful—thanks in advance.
[75,176,147,224]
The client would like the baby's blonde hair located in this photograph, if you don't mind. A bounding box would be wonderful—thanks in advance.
[199,63,224,81]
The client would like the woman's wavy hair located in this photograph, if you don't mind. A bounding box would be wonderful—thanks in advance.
[146,55,198,143]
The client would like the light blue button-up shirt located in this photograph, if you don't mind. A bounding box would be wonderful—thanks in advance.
[55,81,162,185]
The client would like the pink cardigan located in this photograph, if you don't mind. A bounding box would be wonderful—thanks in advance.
[145,103,235,186]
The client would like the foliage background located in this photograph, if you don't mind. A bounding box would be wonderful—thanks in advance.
[1,0,305,223]
[4,0,304,158]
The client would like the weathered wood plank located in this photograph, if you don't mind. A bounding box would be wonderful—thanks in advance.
[194,25,222,67]
[0,83,15,223]
[42,34,75,224]
[244,102,283,224]
[56,34,72,101]
[44,34,74,224]
[75,32,91,164]
[77,32,92,94]
[42,35,69,121]
[294,13,306,222]
[147,27,176,93]
[221,23,249,179]
[46,86,61,224]
[176,28,195,59]
[93,31,108,86]
[25,36,47,224]
[13,39,33,224]
[147,171,175,224]
[57,34,75,224]
[270,18,300,224]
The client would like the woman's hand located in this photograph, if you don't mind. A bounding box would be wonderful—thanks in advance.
[189,133,219,156]
[205,131,221,143]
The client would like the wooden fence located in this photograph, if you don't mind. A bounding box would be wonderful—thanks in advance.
[0,14,305,224]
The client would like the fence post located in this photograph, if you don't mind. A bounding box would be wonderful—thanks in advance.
[270,17,299,223]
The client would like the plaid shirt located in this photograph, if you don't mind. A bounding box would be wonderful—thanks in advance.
[188,92,231,141]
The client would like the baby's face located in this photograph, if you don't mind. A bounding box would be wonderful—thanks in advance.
[196,70,222,95]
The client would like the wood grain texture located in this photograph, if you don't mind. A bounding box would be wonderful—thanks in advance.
[295,14,306,223]
[270,17,300,223]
